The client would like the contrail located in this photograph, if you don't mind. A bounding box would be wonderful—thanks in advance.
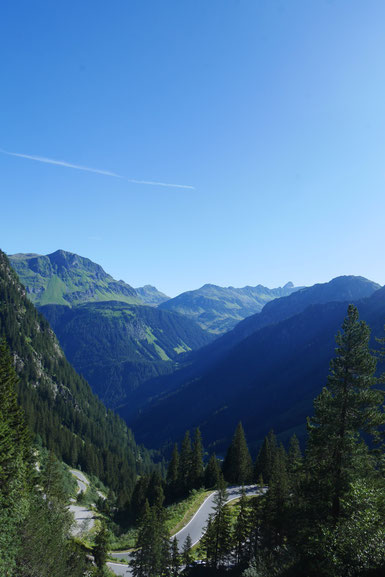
[0,148,195,190]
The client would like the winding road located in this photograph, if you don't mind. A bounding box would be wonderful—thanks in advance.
[107,484,263,576]
[70,469,89,494]
[69,469,95,536]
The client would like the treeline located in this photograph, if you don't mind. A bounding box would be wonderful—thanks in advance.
[0,249,154,506]
[129,305,385,577]
[128,418,299,522]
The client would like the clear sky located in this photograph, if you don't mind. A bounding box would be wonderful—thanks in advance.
[1,0,385,296]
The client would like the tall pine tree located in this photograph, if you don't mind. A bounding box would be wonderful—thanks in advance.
[222,422,253,485]
[306,305,385,522]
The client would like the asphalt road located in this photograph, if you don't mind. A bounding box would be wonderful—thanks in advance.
[69,469,95,536]
[108,484,263,575]
[69,503,95,536]
[107,562,132,576]
[70,469,89,494]
[174,484,261,551]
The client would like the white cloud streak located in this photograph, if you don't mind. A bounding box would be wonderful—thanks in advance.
[0,148,195,190]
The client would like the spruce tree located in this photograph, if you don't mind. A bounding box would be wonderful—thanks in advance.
[93,521,110,574]
[131,500,170,577]
[131,476,150,520]
[306,305,385,522]
[204,454,220,488]
[200,477,232,568]
[40,451,68,504]
[170,536,180,577]
[222,422,253,485]
[181,534,193,571]
[263,444,290,546]
[147,470,165,509]
[178,430,192,495]
[254,429,277,484]
[233,486,253,565]
[190,428,204,489]
[166,443,179,501]
[287,434,303,499]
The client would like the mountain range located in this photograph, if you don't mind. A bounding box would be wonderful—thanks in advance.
[122,275,382,452]
[158,281,300,334]
[10,250,213,408]
[9,249,384,456]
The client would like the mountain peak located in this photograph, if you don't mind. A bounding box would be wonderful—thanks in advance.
[9,250,140,307]
[135,285,170,306]
[159,281,300,334]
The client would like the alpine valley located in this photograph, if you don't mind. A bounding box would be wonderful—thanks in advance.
[10,250,301,409]
[8,249,383,453]
[3,246,385,577]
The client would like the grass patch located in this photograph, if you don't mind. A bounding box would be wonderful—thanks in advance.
[153,342,170,361]
[109,527,137,551]
[166,489,213,536]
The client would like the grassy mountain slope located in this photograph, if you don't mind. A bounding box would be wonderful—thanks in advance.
[0,249,153,505]
[159,281,300,334]
[10,250,213,408]
[135,284,170,306]
[40,301,212,408]
[125,276,383,451]
[10,249,141,306]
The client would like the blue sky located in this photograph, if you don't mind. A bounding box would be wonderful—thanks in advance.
[1,0,385,296]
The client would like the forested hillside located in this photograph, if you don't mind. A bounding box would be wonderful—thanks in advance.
[0,249,153,506]
[40,300,212,408]
[0,340,92,576]
[126,307,385,577]
[10,250,213,408]
[125,277,384,451]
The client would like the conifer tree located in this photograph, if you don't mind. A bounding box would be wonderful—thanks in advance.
[254,430,277,484]
[233,486,253,565]
[306,305,385,522]
[166,443,179,500]
[190,428,204,489]
[131,500,170,577]
[131,476,150,520]
[287,434,303,498]
[200,477,232,568]
[204,454,221,488]
[287,434,302,478]
[178,430,192,495]
[264,444,290,546]
[222,422,253,485]
[170,537,180,577]
[93,521,111,574]
[147,470,165,509]
[41,451,68,504]
[181,534,193,572]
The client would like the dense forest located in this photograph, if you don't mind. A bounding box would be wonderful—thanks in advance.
[0,339,91,575]
[0,249,155,507]
[127,305,385,577]
[1,244,385,577]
